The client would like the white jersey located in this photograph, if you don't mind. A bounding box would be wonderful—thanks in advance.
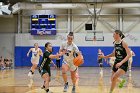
[32,48,40,58]
[31,48,41,64]
[60,42,79,63]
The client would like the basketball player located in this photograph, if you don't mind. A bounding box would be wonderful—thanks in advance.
[128,48,135,77]
[98,49,105,77]
[59,32,83,93]
[27,43,43,78]
[39,42,61,93]
[99,30,131,93]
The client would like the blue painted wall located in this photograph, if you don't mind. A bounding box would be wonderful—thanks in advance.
[15,46,140,67]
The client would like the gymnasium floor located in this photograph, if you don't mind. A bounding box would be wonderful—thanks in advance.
[0,67,140,93]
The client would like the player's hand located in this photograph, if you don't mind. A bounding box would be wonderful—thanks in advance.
[99,55,105,59]
[56,53,61,59]
[57,52,63,57]
[59,50,66,56]
[62,49,67,55]
[115,62,122,68]
[27,53,29,57]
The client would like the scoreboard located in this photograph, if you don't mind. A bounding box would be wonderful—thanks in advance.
[30,15,56,35]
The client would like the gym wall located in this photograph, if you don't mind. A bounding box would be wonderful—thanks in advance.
[15,33,140,67]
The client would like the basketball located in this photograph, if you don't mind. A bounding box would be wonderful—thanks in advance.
[73,55,84,66]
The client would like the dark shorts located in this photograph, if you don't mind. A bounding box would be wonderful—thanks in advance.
[98,59,103,64]
[112,59,128,72]
[56,60,61,68]
[39,66,51,76]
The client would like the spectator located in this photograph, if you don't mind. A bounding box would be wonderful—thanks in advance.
[0,56,5,70]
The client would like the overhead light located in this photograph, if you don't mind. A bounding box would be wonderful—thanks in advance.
[104,3,140,8]
[89,8,100,14]
[42,3,87,9]
[0,4,11,15]
[0,2,3,6]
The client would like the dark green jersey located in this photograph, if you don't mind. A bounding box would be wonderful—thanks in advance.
[114,41,127,61]
[40,50,52,69]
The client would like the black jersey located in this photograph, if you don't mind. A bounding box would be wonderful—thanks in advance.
[114,41,127,61]
[39,50,52,69]
[98,52,103,63]
[98,52,103,59]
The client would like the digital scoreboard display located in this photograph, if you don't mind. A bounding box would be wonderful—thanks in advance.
[30,15,56,35]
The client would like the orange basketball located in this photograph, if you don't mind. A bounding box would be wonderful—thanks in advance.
[73,55,84,66]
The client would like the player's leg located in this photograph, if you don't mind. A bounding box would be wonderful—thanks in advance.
[28,59,38,78]
[109,69,125,93]
[62,63,69,92]
[70,64,78,93]
[42,72,51,93]
[128,58,132,77]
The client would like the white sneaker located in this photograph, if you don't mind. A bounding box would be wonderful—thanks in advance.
[63,82,69,92]
[28,72,33,78]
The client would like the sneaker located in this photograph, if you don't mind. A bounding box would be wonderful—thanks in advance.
[129,73,132,77]
[1,67,5,70]
[63,82,69,92]
[41,85,45,89]
[46,91,52,93]
[118,79,126,88]
[46,89,52,93]
[28,72,33,78]
[71,86,76,93]
[28,83,32,88]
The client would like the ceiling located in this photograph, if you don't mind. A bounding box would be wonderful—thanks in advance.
[1,0,140,16]
[3,0,140,4]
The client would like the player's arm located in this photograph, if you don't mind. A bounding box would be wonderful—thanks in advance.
[59,49,66,56]
[50,61,57,67]
[49,53,61,59]
[120,41,131,64]
[102,52,107,62]
[100,49,115,59]
[39,49,43,56]
[132,51,135,56]
[74,45,84,60]
[27,48,32,57]
[59,43,66,56]
[77,51,84,59]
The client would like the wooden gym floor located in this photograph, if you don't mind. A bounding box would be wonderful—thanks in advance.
[0,67,140,93]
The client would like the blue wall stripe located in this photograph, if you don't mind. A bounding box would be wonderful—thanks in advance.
[15,46,140,67]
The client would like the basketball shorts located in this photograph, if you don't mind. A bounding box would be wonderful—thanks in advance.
[112,59,128,72]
